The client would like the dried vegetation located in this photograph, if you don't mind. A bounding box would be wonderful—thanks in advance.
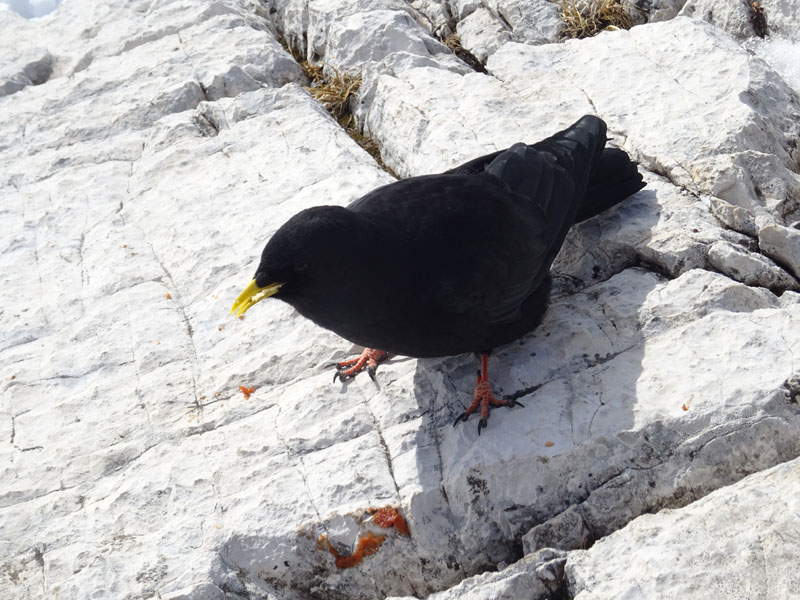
[749,1,768,38]
[302,62,362,122]
[282,43,395,176]
[560,0,635,39]
[442,33,487,73]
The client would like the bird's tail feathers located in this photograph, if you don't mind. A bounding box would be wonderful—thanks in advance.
[530,115,607,186]
[576,147,645,223]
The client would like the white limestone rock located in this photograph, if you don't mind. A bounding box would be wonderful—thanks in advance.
[356,18,800,229]
[680,0,800,40]
[489,0,564,45]
[420,268,800,571]
[566,456,800,598]
[488,18,800,226]
[709,196,758,236]
[4,1,800,599]
[0,46,52,97]
[759,222,800,281]
[747,37,800,95]
[357,65,556,178]
[640,0,687,23]
[456,7,511,64]
[401,0,563,64]
[708,239,799,293]
[397,457,800,599]
[269,0,467,73]
[392,549,568,600]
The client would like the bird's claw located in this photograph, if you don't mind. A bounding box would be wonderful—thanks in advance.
[333,368,352,383]
[330,349,388,384]
[453,412,470,427]
[453,354,526,434]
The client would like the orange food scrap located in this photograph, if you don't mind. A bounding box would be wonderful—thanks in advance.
[340,532,386,569]
[165,293,172,299]
[681,403,689,411]
[238,315,245,321]
[218,324,225,331]
[545,441,555,447]
[370,506,410,536]
[336,532,385,569]
[317,531,386,569]
[238,385,255,400]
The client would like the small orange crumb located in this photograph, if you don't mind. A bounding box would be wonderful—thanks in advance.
[370,506,410,536]
[681,403,689,411]
[318,532,386,569]
[545,441,555,447]
[130,252,138,256]
[239,385,255,400]
[238,315,245,321]
[199,395,206,400]
[165,293,172,299]
[335,532,385,569]
[218,324,225,331]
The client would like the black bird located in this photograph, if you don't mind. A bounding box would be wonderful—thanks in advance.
[231,115,645,433]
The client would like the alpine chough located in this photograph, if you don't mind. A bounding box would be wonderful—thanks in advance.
[231,115,645,433]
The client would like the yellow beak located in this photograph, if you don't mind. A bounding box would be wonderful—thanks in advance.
[230,279,284,317]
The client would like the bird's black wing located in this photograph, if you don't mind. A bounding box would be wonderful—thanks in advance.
[485,115,607,283]
[350,173,547,325]
[443,149,504,176]
[350,116,608,326]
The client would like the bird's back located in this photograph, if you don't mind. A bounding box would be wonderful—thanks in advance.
[477,114,609,289]
[335,116,642,356]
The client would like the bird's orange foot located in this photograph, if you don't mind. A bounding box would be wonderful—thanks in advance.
[454,353,523,435]
[332,349,388,382]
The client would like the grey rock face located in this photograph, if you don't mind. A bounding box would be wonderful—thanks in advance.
[680,0,800,40]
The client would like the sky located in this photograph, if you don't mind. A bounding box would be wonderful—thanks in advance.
[0,0,61,19]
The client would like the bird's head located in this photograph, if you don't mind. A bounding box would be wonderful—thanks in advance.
[230,205,362,317]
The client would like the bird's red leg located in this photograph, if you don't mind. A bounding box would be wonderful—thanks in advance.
[454,353,523,434]
[333,348,388,382]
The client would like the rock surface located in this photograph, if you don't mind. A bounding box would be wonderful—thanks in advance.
[679,0,800,40]
[2,1,800,599]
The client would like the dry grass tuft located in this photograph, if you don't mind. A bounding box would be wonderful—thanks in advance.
[442,34,486,73]
[303,63,362,121]
[276,36,395,176]
[560,0,634,39]
[303,62,396,176]
[749,1,768,38]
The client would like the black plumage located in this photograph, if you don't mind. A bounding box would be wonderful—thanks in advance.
[232,115,645,430]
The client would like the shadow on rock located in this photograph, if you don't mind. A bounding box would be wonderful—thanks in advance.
[402,187,663,587]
